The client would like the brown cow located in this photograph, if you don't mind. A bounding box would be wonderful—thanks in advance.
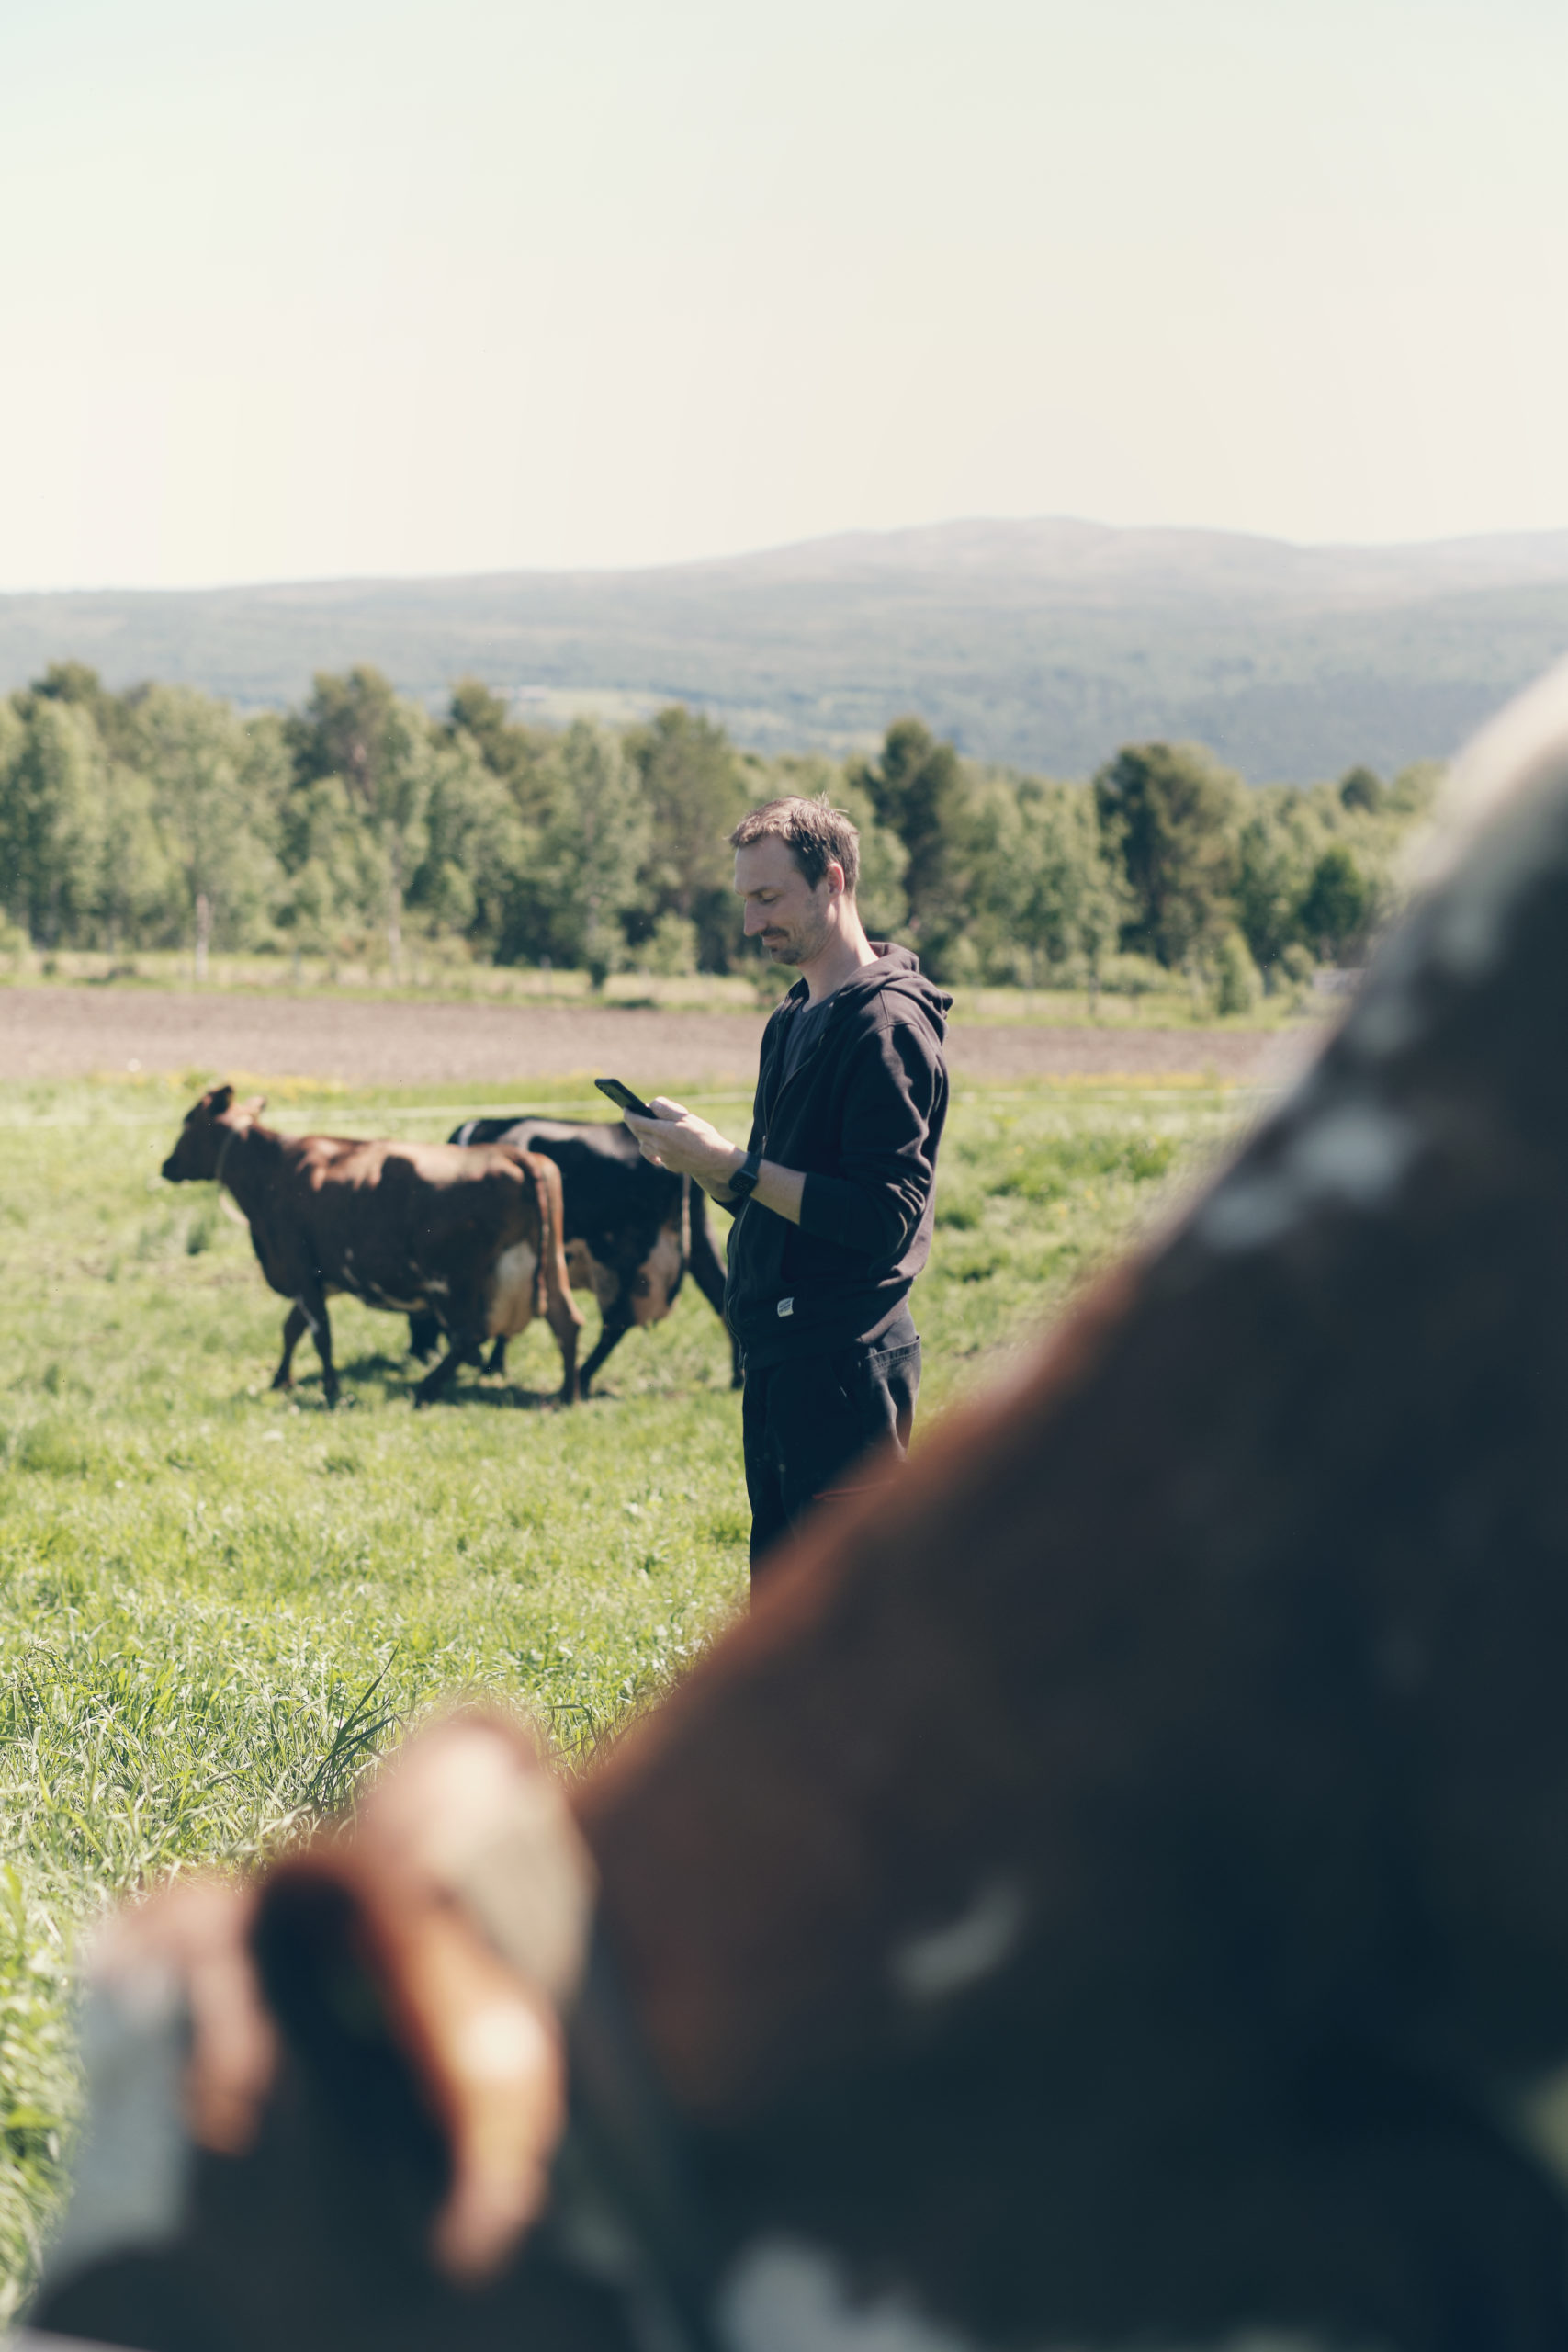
[39,661,1568,2352]
[160,1087,583,1408]
[409,1115,742,1394]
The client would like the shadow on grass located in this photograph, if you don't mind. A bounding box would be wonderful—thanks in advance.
[355,1347,576,1411]
[421,1380,571,1412]
[333,1351,420,1385]
[258,1352,611,1411]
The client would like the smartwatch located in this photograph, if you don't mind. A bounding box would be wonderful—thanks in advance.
[728,1150,762,1202]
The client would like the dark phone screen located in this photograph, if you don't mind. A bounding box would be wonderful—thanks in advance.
[594,1078,654,1118]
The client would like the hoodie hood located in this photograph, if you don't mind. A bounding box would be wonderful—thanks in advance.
[782,944,952,1039]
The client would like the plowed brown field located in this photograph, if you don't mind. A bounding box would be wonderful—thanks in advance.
[0,985,1303,1088]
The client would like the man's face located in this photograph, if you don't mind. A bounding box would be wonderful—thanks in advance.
[734,837,836,966]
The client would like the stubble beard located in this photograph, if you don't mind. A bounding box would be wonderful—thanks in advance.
[761,904,832,967]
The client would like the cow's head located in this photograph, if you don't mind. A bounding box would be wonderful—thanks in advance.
[41,1714,596,2350]
[162,1085,266,1182]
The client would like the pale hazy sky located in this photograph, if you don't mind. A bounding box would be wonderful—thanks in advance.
[3,0,1567,590]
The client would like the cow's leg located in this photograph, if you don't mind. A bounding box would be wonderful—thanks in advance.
[407,1310,441,1363]
[301,1283,338,1408]
[270,1304,308,1392]
[688,1200,740,1386]
[578,1302,634,1396]
[546,1285,581,1406]
[485,1337,509,1375]
[412,1344,467,1408]
[412,1290,488,1408]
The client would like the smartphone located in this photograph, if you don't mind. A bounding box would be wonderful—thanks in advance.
[594,1077,655,1119]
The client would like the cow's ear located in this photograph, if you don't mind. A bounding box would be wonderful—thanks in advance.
[239,1094,266,1118]
[208,1085,234,1115]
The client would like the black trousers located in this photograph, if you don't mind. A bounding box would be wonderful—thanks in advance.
[741,1325,921,1577]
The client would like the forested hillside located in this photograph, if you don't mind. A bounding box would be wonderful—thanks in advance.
[0,662,1438,1009]
[4,518,1565,780]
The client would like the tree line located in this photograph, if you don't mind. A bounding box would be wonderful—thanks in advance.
[0,662,1439,1002]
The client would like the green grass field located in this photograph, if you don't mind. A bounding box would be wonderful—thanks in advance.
[0,1070,1249,2313]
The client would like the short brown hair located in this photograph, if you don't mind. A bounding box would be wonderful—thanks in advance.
[728,794,860,895]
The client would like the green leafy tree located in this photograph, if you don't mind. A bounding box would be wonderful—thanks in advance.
[0,701,25,931]
[1234,791,1323,973]
[446,677,515,767]
[28,662,140,763]
[1,684,171,952]
[1211,925,1263,1015]
[130,687,285,972]
[954,776,1130,989]
[96,763,175,951]
[276,774,382,961]
[287,670,434,978]
[0,699,21,767]
[1338,763,1385,814]
[833,780,908,944]
[445,680,557,825]
[437,686,566,966]
[0,695,107,945]
[414,729,534,954]
[0,651,1438,989]
[1386,760,1444,820]
[627,707,750,970]
[1095,741,1241,970]
[537,722,650,985]
[853,718,968,970]
[1300,842,1376,961]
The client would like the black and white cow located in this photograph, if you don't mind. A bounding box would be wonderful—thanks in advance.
[410,1118,740,1396]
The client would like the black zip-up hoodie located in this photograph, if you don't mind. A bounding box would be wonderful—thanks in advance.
[723,945,951,1369]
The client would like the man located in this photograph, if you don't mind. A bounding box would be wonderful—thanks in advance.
[625,794,950,1577]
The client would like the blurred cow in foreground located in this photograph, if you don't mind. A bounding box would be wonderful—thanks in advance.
[162,1091,583,1408]
[36,659,1568,2352]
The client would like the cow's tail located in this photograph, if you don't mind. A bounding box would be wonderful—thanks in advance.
[525,1151,581,1330]
[525,1153,552,1321]
[518,1148,583,1404]
[668,1171,691,1306]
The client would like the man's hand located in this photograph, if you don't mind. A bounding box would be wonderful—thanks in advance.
[624,1098,744,1194]
[625,1100,807,1223]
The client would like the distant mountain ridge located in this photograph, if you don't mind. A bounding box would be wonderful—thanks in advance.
[6,516,1568,781]
[668,517,1568,601]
